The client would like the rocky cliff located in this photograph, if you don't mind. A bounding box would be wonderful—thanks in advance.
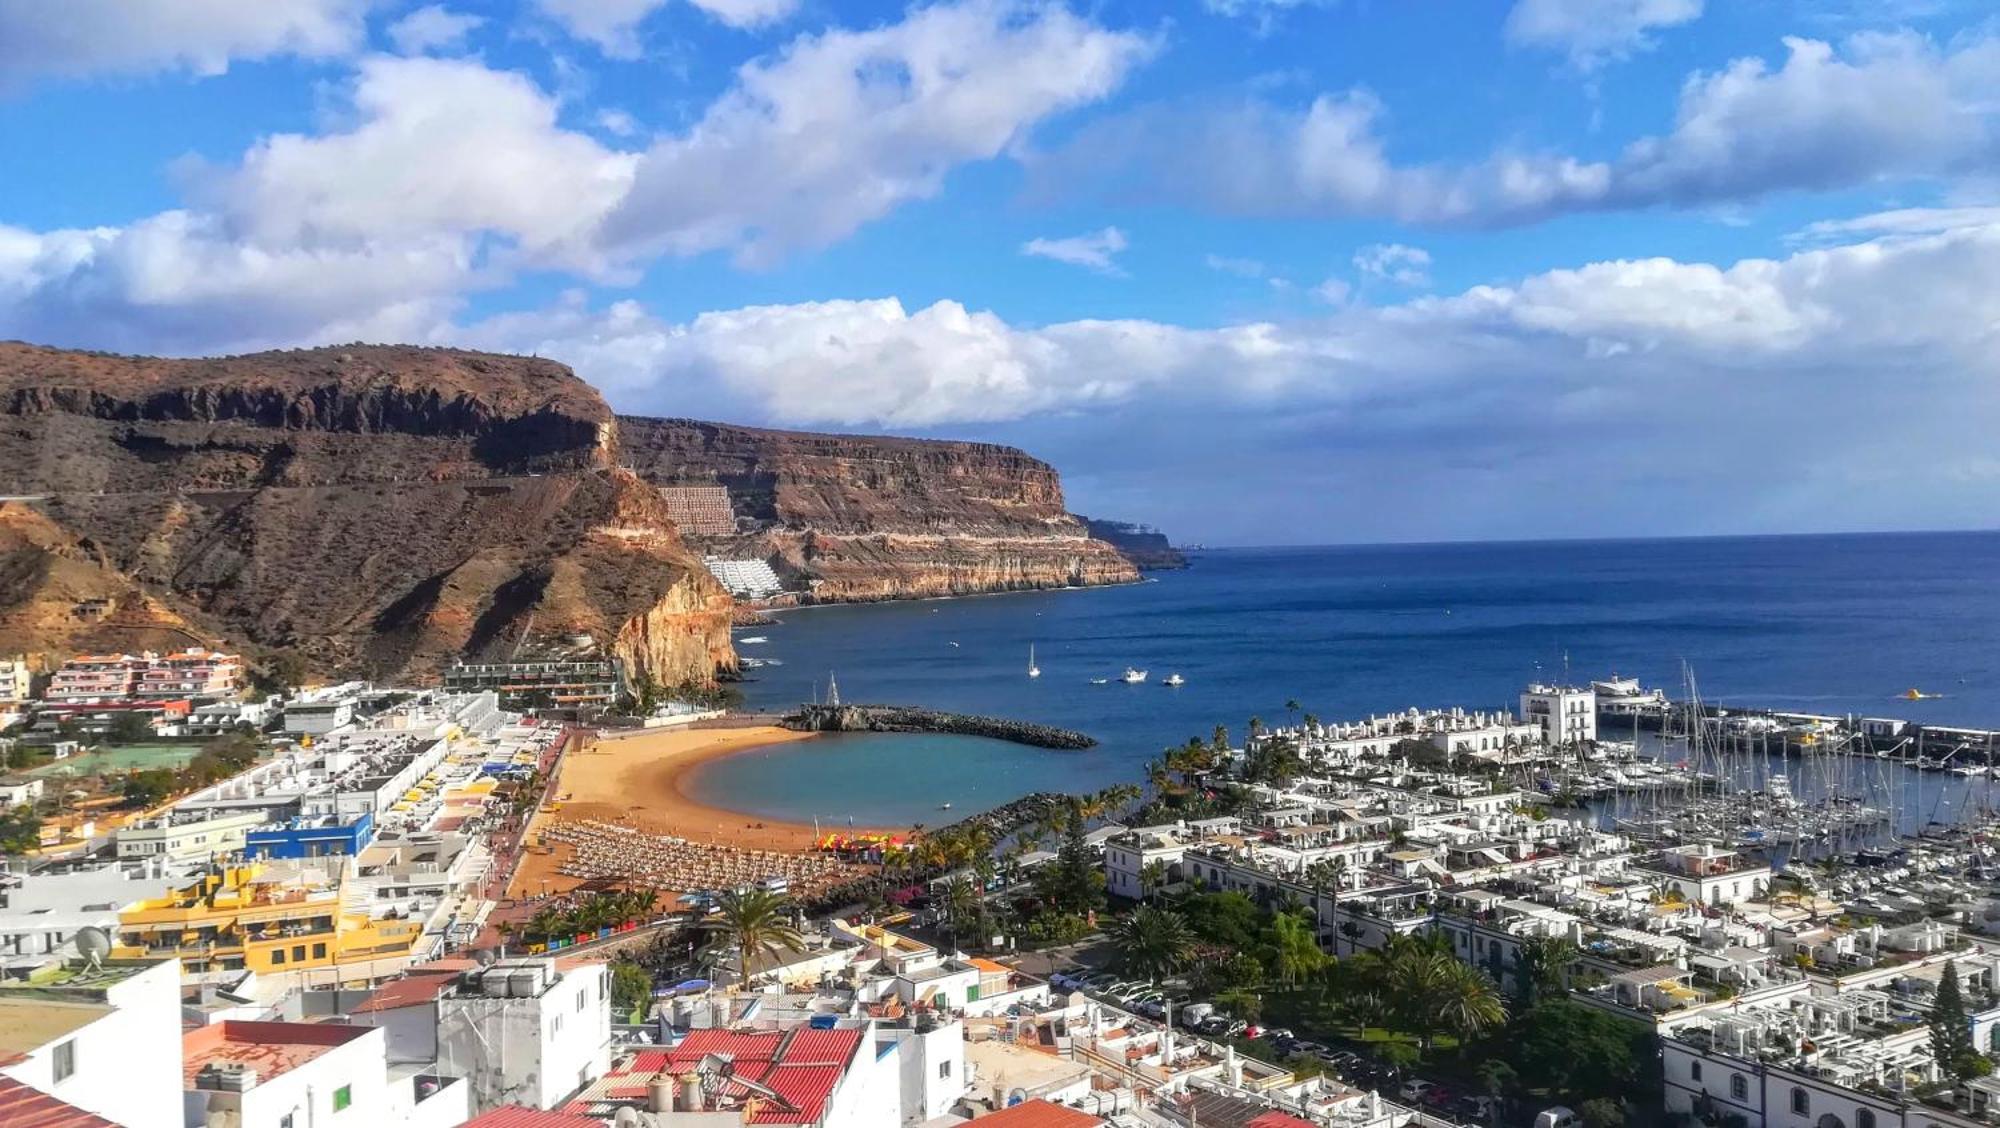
[0,342,734,686]
[617,417,1141,601]
[1080,517,1187,570]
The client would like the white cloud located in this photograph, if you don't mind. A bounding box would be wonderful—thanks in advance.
[1792,204,2000,242]
[1205,254,1267,279]
[533,0,796,55]
[1023,227,1128,275]
[445,219,2000,538]
[596,109,642,137]
[1038,30,2000,227]
[601,0,1155,266]
[386,5,482,55]
[1353,243,1431,286]
[0,0,372,84]
[1504,0,1703,70]
[195,55,637,268]
[1310,277,1351,305]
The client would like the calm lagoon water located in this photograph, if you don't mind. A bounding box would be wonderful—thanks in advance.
[691,532,2000,826]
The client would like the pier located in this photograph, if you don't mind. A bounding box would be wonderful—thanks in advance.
[781,703,1097,749]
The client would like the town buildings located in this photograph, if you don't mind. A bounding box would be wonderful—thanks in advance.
[44,649,242,704]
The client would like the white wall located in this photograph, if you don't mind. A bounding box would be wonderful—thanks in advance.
[0,960,184,1128]
[185,1028,392,1128]
[823,1033,902,1128]
[437,963,609,1111]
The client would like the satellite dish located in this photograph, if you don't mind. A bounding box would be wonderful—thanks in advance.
[75,926,111,971]
[471,948,498,966]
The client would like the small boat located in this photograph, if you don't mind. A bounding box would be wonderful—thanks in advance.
[948,641,960,648]
[1028,645,1041,679]
[1122,667,1148,684]
[939,803,953,810]
[1162,673,1186,687]
[738,635,768,644]
[1903,688,1940,700]
[1090,677,1110,685]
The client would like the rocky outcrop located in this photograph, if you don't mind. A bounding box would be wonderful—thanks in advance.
[1080,517,1187,570]
[783,703,1096,748]
[0,342,732,686]
[617,417,1141,601]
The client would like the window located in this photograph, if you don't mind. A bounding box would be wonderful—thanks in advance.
[1730,1075,1748,1101]
[1857,1112,1876,1128]
[1690,1061,1702,1081]
[271,949,286,965]
[332,1084,351,1112]
[292,945,305,962]
[939,1061,952,1079]
[313,943,327,959]
[577,990,586,1013]
[52,1039,75,1083]
[1791,1088,1809,1115]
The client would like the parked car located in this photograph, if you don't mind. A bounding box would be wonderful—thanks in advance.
[1399,1080,1436,1102]
[1179,1002,1215,1025]
[1459,1095,1501,1121]
[1533,1107,1579,1128]
[1222,1019,1248,1038]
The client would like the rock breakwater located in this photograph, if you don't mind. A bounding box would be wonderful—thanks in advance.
[782,704,1095,749]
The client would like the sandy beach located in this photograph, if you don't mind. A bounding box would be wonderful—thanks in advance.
[552,724,859,850]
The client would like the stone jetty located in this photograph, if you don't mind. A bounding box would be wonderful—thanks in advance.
[781,703,1096,749]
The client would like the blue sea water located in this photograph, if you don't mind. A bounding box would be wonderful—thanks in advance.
[689,532,2000,827]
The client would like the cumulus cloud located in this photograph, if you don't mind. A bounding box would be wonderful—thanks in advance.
[533,0,797,55]
[1022,227,1128,275]
[1035,30,2000,227]
[193,55,637,268]
[0,0,372,85]
[1353,243,1431,286]
[1504,0,1703,70]
[442,220,2000,538]
[386,5,483,55]
[601,0,1156,266]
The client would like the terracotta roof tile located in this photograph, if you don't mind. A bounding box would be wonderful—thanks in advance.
[975,1099,1104,1127]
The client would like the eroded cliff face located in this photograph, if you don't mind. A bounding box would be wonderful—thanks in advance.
[0,342,733,686]
[618,417,1141,601]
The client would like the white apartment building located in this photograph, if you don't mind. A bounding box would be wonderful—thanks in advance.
[1634,843,1773,907]
[0,656,30,704]
[1521,683,1597,746]
[116,808,269,861]
[434,959,611,1112]
[0,862,177,969]
[0,957,186,1128]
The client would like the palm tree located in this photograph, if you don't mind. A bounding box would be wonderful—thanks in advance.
[1435,961,1507,1044]
[1269,909,1327,987]
[1285,699,1302,724]
[1509,934,1578,1005]
[1338,921,1366,958]
[1140,859,1170,904]
[1112,906,1196,984]
[700,888,805,987]
[936,875,981,949]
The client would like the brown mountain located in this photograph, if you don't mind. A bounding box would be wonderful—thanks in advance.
[618,417,1141,601]
[0,342,1157,685]
[0,342,734,686]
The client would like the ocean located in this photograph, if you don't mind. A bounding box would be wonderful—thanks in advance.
[683,531,2000,828]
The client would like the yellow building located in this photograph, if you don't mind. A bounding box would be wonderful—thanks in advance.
[113,864,422,976]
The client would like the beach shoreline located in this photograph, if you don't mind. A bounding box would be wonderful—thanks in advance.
[545,724,889,851]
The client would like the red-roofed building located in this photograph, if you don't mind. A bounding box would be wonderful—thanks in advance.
[464,1106,603,1128]
[566,1024,903,1127]
[1248,1112,1323,1128]
[182,1019,468,1128]
[0,958,184,1128]
[0,1075,117,1128]
[976,1098,1106,1127]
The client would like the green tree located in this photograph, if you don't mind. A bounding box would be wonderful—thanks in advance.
[1932,959,1983,1081]
[699,888,805,986]
[1578,1097,1626,1128]
[1510,1000,1653,1102]
[1267,909,1327,987]
[1178,891,1264,951]
[1510,934,1579,1006]
[610,961,654,1023]
[1139,859,1170,904]
[122,768,178,808]
[1112,906,1196,984]
[106,711,154,744]
[0,808,42,854]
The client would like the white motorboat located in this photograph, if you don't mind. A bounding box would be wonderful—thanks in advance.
[1162,673,1186,687]
[1122,667,1148,684]
[1090,677,1110,685]
[738,636,768,644]
[1028,645,1041,678]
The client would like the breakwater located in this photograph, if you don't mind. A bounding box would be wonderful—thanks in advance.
[782,704,1096,749]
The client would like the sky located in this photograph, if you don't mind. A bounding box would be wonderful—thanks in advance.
[1,1,1998,545]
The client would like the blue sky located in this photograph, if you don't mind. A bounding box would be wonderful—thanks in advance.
[2,0,1999,544]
